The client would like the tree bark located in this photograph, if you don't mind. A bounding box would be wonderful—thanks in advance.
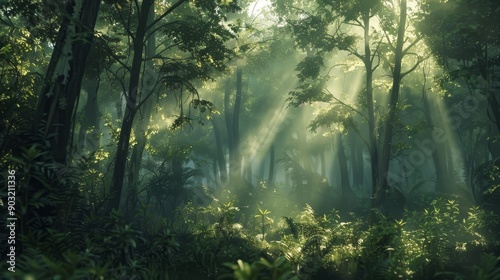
[350,132,364,189]
[212,117,227,184]
[107,0,153,214]
[373,0,407,208]
[125,0,157,220]
[230,66,243,180]
[35,0,101,165]
[268,144,275,183]
[224,78,235,180]
[77,79,100,154]
[337,134,356,208]
[362,11,380,203]
[487,89,500,160]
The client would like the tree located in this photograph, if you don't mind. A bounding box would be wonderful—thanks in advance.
[418,0,500,157]
[276,0,427,209]
[417,0,500,204]
[34,0,101,165]
[320,0,384,206]
[106,0,238,214]
[125,0,157,220]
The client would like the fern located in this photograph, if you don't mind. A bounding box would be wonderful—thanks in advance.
[470,253,500,280]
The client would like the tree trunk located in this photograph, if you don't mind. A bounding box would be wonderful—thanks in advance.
[171,156,183,213]
[125,1,157,220]
[116,100,123,120]
[35,0,101,165]
[212,117,227,184]
[77,79,100,154]
[487,90,500,160]
[373,0,407,209]
[362,12,380,203]
[350,132,364,189]
[230,66,243,180]
[224,78,235,180]
[107,0,153,214]
[337,134,355,208]
[268,144,275,183]
[298,112,312,173]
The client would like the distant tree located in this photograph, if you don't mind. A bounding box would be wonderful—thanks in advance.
[417,0,500,160]
[417,0,500,205]
[275,0,425,208]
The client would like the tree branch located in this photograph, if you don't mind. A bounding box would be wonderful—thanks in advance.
[146,0,189,33]
[326,88,369,123]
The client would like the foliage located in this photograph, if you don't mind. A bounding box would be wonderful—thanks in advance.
[279,154,336,214]
[222,257,299,280]
[2,0,500,279]
[473,160,500,212]
[1,163,499,279]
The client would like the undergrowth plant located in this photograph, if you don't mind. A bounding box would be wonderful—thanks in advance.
[222,256,299,280]
[255,208,273,241]
[2,154,499,280]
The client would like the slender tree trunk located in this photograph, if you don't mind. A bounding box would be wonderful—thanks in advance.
[212,117,227,183]
[171,156,183,212]
[107,0,152,214]
[106,0,188,215]
[350,132,364,189]
[35,0,101,165]
[268,144,275,183]
[337,134,355,208]
[362,12,380,201]
[487,91,500,160]
[231,66,242,180]
[298,111,312,172]
[116,100,123,120]
[373,0,407,209]
[77,79,100,153]
[125,1,157,220]
[224,78,235,180]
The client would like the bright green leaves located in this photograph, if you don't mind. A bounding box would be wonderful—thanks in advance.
[218,0,234,6]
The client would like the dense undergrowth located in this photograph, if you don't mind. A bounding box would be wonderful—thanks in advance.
[1,146,500,280]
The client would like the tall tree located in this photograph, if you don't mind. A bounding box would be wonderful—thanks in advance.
[326,0,383,205]
[34,0,100,164]
[125,0,157,220]
[374,0,408,208]
[418,0,500,151]
[211,116,228,184]
[106,0,238,214]
[108,0,157,214]
[417,0,500,202]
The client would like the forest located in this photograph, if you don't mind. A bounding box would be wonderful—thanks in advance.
[0,0,499,279]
